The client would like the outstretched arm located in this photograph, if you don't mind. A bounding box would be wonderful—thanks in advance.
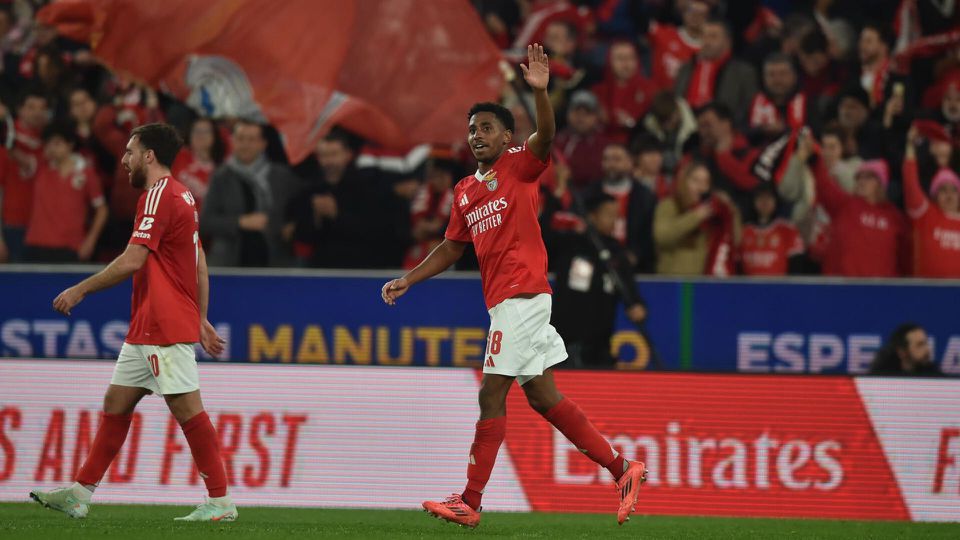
[522,44,555,161]
[53,244,150,315]
[381,239,467,305]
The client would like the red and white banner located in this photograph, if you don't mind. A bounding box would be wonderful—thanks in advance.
[0,360,958,521]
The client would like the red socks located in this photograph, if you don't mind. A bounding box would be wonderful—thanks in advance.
[461,416,507,510]
[543,398,625,480]
[181,411,229,498]
[76,413,132,487]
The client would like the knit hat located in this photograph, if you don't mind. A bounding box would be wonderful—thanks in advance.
[929,168,960,197]
[855,159,889,187]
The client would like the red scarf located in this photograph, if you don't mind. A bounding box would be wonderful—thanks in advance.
[686,52,730,108]
[748,92,806,130]
[704,196,736,276]
[866,58,890,108]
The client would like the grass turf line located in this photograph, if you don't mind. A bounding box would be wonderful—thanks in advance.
[2,503,960,539]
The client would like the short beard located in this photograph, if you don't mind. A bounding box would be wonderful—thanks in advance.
[130,165,147,189]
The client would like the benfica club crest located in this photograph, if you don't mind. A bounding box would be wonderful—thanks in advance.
[482,170,499,191]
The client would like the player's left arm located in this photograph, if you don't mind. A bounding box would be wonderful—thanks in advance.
[197,245,225,357]
[522,43,554,162]
[52,244,150,315]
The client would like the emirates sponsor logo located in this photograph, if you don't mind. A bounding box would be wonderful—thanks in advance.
[464,197,508,237]
[553,422,843,491]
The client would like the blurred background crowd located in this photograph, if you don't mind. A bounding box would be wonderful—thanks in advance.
[2,0,960,279]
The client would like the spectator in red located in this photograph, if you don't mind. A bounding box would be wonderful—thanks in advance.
[403,158,457,269]
[922,80,960,149]
[591,41,656,144]
[675,17,758,128]
[23,123,107,262]
[554,89,607,188]
[739,183,804,276]
[632,135,670,199]
[633,90,697,175]
[172,117,226,209]
[802,132,908,277]
[903,125,960,278]
[647,0,707,89]
[581,142,658,273]
[748,52,811,140]
[0,88,48,262]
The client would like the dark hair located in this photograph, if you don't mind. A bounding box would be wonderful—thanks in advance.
[821,121,845,142]
[650,90,678,123]
[547,19,578,41]
[764,51,795,69]
[189,117,227,165]
[585,192,617,213]
[428,158,461,178]
[42,122,77,146]
[703,16,731,38]
[233,118,265,138]
[697,101,733,123]
[323,127,355,151]
[468,102,515,132]
[632,134,664,155]
[130,123,183,168]
[800,29,829,55]
[862,21,893,50]
[890,323,924,352]
[18,86,48,109]
[603,141,631,156]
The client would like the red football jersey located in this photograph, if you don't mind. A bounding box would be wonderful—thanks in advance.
[740,219,804,276]
[446,144,552,309]
[903,158,960,278]
[126,176,201,345]
[25,157,104,250]
[649,22,700,89]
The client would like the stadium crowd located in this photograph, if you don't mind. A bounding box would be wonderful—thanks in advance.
[1,0,959,278]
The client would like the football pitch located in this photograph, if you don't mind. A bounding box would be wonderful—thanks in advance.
[2,503,959,539]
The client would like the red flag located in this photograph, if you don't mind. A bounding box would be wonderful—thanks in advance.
[39,0,504,162]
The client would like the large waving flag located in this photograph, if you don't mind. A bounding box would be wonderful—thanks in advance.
[39,0,504,162]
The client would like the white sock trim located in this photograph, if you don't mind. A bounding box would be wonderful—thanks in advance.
[70,482,94,503]
[208,494,232,507]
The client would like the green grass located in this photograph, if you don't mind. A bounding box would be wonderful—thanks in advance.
[2,503,959,539]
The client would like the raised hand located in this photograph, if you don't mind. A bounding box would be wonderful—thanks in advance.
[520,43,549,91]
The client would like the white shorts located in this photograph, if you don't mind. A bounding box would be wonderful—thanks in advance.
[484,293,567,385]
[110,342,200,396]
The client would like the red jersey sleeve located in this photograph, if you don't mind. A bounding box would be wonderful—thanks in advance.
[129,183,170,251]
[444,187,471,243]
[509,143,550,183]
[902,157,930,219]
